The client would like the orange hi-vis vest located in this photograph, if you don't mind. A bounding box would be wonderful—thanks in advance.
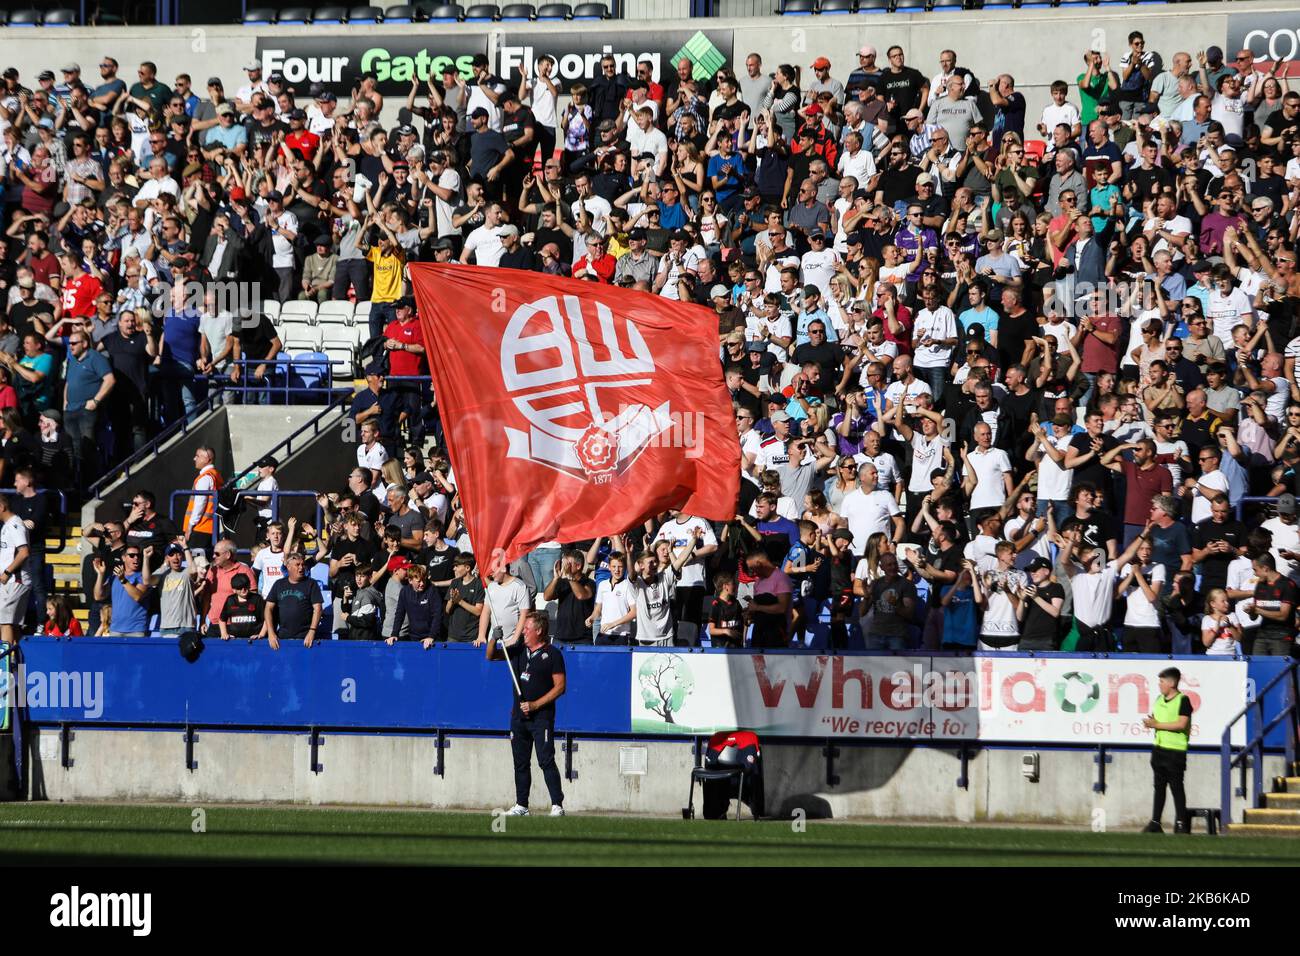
[185,465,224,535]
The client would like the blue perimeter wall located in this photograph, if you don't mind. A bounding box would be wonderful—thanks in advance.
[10,639,1295,748]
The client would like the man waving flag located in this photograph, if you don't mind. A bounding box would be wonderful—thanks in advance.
[409,264,740,570]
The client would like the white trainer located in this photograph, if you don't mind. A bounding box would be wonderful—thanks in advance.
[506,804,529,816]
[549,805,565,817]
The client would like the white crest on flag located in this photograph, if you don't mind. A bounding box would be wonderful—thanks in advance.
[501,294,673,483]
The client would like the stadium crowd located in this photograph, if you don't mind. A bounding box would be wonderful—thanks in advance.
[3,30,1300,656]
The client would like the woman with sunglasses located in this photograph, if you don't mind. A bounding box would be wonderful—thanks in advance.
[693,191,728,258]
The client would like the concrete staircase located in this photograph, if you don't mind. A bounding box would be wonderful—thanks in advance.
[1232,762,1300,836]
[47,527,90,629]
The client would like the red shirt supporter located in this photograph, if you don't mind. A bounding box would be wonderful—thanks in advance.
[384,314,428,378]
[285,129,320,163]
[62,269,103,319]
[571,251,617,284]
[28,250,59,288]
[1121,456,1173,527]
[205,557,256,626]
[1080,311,1120,374]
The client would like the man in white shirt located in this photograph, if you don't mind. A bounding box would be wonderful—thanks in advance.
[570,173,612,236]
[963,423,1014,511]
[1261,494,1300,581]
[460,202,507,267]
[624,107,669,178]
[911,287,959,398]
[478,563,532,645]
[236,60,270,113]
[132,156,179,209]
[628,551,677,647]
[836,130,876,186]
[355,421,388,483]
[653,513,717,644]
[1184,446,1231,524]
[838,463,903,554]
[0,493,30,645]
[466,53,507,131]
[654,232,702,301]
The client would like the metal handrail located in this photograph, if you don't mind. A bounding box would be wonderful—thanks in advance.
[1219,659,1300,831]
[204,357,354,403]
[1235,495,1281,522]
[0,489,68,554]
[87,389,231,498]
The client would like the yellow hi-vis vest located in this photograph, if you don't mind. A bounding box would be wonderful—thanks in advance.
[1154,691,1190,751]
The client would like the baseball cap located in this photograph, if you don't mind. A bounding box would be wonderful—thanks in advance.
[318,91,338,103]
[915,172,934,186]
[770,411,792,424]
[812,57,831,70]
[62,63,80,73]
[598,118,617,132]
[741,187,759,200]
[396,124,416,137]
[245,59,262,71]
[39,409,61,425]
[37,70,55,82]
[628,228,648,241]
[165,543,187,557]
[1279,494,1297,515]
[496,224,519,239]
[388,555,413,572]
[831,528,854,542]
[231,573,252,590]
[1026,556,1052,573]
[803,104,822,116]
[858,45,877,57]
[903,108,924,121]
[746,341,767,353]
[265,189,284,203]
[268,72,285,85]
[215,102,235,116]
[846,231,864,245]
[1137,102,1159,116]
[471,53,490,67]
[803,284,821,299]
[431,237,455,251]
[228,186,248,202]
[288,108,307,121]
[809,231,827,242]
[255,455,279,470]
[395,295,416,310]
[710,284,729,299]
[1051,413,1073,427]
[412,471,435,485]
[984,229,1005,243]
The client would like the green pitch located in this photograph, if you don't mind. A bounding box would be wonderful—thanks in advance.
[0,803,1296,866]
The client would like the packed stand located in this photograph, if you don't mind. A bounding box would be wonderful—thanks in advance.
[4,34,1300,655]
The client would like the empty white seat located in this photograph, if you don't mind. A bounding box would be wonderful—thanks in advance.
[317,301,355,325]
[353,300,373,330]
[280,300,319,325]
[281,318,322,352]
[262,299,282,327]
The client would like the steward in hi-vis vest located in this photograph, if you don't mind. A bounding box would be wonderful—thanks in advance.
[1141,666,1193,834]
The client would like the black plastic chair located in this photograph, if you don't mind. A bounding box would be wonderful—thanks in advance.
[818,0,855,10]
[856,0,889,10]
[7,9,42,25]
[777,0,816,12]
[463,3,500,18]
[384,3,423,19]
[43,8,80,24]
[348,4,384,19]
[243,6,277,22]
[500,2,535,17]
[313,5,350,21]
[426,2,464,17]
[277,5,315,21]
[892,0,928,10]
[931,0,966,8]
[536,1,571,15]
[572,2,608,17]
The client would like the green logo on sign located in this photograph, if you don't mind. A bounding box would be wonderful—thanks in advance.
[638,654,694,725]
[1054,671,1100,713]
[670,32,727,83]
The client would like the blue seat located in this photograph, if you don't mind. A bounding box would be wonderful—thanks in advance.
[536,1,571,15]
[572,1,608,16]
[313,5,351,21]
[463,3,500,18]
[289,352,332,402]
[349,4,384,19]
[43,8,79,24]
[777,0,816,12]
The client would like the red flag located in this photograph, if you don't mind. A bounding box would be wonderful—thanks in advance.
[409,263,741,570]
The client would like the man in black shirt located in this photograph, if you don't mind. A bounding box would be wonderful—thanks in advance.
[1066,411,1119,497]
[880,46,929,126]
[232,312,283,403]
[488,609,567,816]
[544,549,595,645]
[1190,497,1246,593]
[1248,553,1298,658]
[1018,556,1066,650]
[327,513,377,635]
[265,552,324,648]
[468,108,512,203]
[445,553,485,642]
[101,306,152,454]
[123,490,179,553]
[1059,482,1118,560]
[12,467,49,629]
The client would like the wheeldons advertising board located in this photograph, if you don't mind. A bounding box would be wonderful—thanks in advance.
[255,29,733,97]
[630,653,1248,747]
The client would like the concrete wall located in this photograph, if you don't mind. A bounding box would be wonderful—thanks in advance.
[4,3,1292,129]
[21,726,1283,828]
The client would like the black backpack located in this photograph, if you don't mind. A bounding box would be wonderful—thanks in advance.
[358,334,390,376]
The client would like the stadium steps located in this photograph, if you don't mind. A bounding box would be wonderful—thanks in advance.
[1233,765,1300,835]
[45,527,90,627]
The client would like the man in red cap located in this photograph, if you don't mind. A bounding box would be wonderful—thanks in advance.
[804,56,845,109]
